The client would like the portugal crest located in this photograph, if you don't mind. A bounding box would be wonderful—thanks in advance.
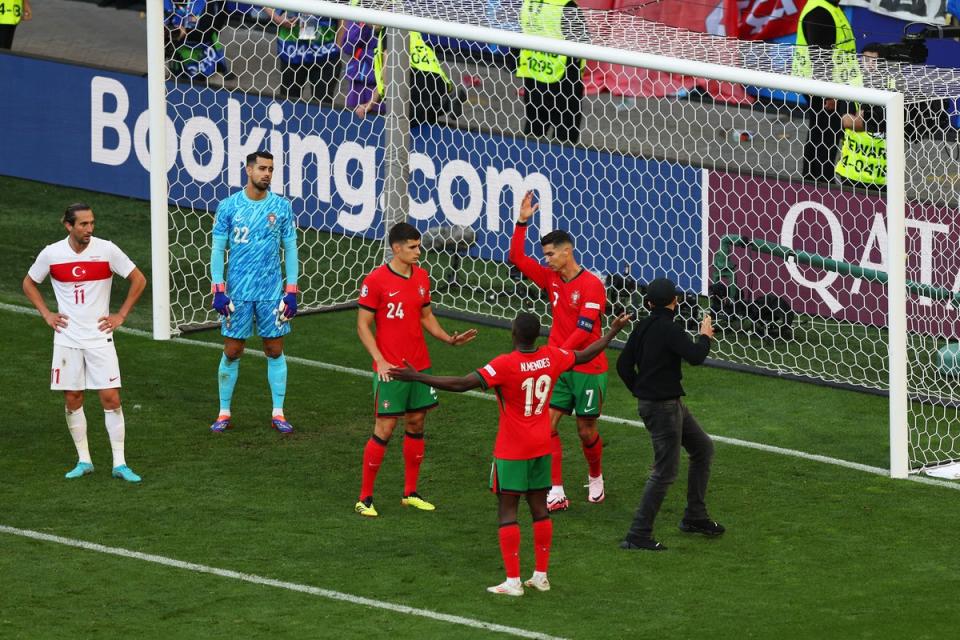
[418,286,427,298]
[571,290,581,305]
[267,213,277,226]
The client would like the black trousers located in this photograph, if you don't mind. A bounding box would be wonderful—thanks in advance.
[625,398,714,542]
[280,57,341,105]
[523,62,583,145]
[0,25,17,50]
[802,96,844,183]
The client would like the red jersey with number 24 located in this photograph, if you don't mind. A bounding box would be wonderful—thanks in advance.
[358,264,432,372]
[476,345,576,460]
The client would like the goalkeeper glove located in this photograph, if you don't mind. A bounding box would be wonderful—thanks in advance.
[281,285,298,319]
[212,284,232,316]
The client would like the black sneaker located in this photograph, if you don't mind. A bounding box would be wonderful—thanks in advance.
[679,518,726,536]
[620,537,667,551]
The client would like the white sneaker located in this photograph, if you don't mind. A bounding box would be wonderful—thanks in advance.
[586,475,605,503]
[487,580,524,596]
[523,574,551,592]
[547,486,569,512]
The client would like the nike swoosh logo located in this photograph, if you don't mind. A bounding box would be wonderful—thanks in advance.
[74,284,84,288]
[109,376,119,382]
[388,291,400,297]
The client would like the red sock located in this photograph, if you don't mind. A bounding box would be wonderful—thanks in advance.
[532,518,553,573]
[582,434,603,478]
[498,523,521,579]
[359,436,387,501]
[550,430,563,486]
[403,431,425,496]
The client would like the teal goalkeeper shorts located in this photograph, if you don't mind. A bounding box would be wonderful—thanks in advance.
[221,299,291,340]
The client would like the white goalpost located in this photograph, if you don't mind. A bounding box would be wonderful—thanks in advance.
[144,0,960,479]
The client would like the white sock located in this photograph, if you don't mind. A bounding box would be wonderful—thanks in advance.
[505,577,521,586]
[550,484,565,495]
[104,408,126,468]
[65,407,91,464]
[272,408,284,418]
[219,409,231,418]
[532,571,547,581]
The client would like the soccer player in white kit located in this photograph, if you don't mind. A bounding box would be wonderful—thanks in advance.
[22,203,147,483]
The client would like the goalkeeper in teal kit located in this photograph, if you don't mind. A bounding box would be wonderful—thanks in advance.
[208,150,300,434]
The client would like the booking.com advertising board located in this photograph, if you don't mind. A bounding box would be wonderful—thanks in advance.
[0,54,704,293]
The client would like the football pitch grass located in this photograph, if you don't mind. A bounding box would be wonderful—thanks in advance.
[3,176,960,638]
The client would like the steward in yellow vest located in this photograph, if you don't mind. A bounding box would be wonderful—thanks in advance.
[516,0,586,145]
[0,0,31,50]
[355,30,460,126]
[793,0,859,183]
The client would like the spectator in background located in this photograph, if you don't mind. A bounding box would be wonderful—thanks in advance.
[337,6,378,111]
[792,0,860,183]
[164,0,232,81]
[0,0,31,50]
[354,28,461,127]
[262,8,340,104]
[516,0,586,145]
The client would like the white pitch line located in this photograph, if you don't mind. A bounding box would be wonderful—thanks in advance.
[0,525,566,640]
[3,301,960,492]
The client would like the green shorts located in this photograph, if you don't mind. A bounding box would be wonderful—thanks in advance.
[373,369,439,417]
[489,455,552,495]
[550,371,607,417]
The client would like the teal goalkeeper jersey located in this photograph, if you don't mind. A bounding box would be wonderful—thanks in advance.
[213,190,296,302]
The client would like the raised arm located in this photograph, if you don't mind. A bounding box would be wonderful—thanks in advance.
[388,362,483,392]
[572,312,632,365]
[509,191,552,289]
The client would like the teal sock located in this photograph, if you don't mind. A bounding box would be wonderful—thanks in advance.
[267,353,287,411]
[218,354,240,412]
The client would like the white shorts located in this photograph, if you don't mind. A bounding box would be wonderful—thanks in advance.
[50,344,122,391]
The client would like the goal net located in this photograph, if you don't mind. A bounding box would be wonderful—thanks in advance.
[150,0,960,475]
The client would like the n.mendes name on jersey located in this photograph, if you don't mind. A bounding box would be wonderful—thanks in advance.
[213,191,296,301]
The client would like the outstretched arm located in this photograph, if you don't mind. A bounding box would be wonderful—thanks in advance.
[420,305,477,346]
[572,312,632,365]
[388,363,482,392]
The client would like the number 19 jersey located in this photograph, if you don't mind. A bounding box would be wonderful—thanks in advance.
[475,345,576,460]
[358,264,432,371]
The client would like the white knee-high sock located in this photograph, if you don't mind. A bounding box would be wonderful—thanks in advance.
[65,407,91,464]
[103,408,126,468]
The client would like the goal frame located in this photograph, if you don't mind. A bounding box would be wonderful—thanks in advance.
[144,0,908,477]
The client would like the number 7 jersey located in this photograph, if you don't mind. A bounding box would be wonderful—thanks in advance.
[475,345,576,460]
[358,264,432,372]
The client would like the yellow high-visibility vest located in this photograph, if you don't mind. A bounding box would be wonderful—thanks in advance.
[836,130,886,185]
[516,0,583,84]
[374,31,450,97]
[792,0,862,87]
[0,0,24,26]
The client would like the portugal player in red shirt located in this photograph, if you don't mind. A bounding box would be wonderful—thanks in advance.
[510,191,609,511]
[355,222,477,517]
[390,311,631,595]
